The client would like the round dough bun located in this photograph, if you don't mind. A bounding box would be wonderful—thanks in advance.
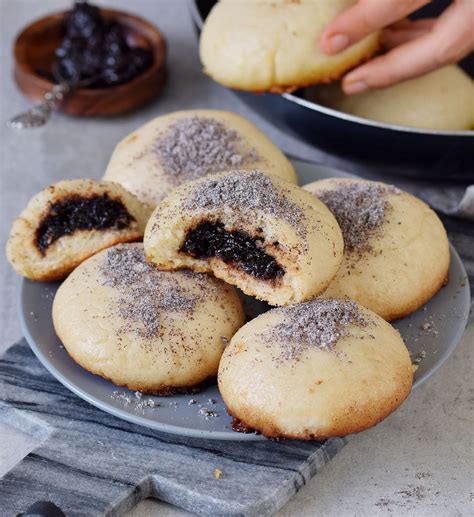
[218,298,413,439]
[304,178,450,321]
[103,110,297,207]
[309,65,474,130]
[200,0,380,92]
[144,170,343,306]
[7,179,152,282]
[53,243,245,393]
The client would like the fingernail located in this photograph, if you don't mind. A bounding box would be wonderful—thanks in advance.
[344,80,368,95]
[327,34,349,53]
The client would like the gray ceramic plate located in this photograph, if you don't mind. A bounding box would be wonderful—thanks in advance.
[19,159,471,440]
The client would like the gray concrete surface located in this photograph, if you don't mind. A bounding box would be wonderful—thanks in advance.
[1,1,472,515]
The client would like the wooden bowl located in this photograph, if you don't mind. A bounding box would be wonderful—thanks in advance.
[13,8,167,117]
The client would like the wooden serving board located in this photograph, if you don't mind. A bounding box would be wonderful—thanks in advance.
[0,341,346,516]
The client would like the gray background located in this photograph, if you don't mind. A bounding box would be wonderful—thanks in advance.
[0,1,472,515]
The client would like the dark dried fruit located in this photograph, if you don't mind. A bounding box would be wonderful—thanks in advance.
[35,193,134,254]
[181,221,285,281]
[52,1,153,87]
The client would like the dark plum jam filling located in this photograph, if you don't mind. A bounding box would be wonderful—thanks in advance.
[181,222,284,281]
[35,193,134,254]
[50,1,153,88]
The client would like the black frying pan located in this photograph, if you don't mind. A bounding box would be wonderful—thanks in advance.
[189,0,473,180]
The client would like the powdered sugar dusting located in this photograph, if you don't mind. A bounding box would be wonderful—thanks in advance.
[269,299,369,360]
[183,170,306,237]
[152,116,260,184]
[316,182,399,253]
[111,390,160,412]
[100,245,199,339]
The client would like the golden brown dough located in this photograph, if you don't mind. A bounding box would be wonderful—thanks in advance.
[304,178,450,320]
[104,110,297,206]
[53,243,245,393]
[200,0,380,92]
[7,179,152,281]
[219,298,413,439]
[144,170,344,306]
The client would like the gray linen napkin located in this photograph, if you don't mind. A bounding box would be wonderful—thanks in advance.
[289,151,474,222]
[421,185,474,219]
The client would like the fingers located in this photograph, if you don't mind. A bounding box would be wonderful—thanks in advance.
[382,19,435,49]
[389,18,436,30]
[382,29,429,50]
[320,0,430,54]
[342,0,474,94]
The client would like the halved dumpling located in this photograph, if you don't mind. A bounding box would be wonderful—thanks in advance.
[53,243,245,393]
[7,179,152,281]
[144,170,343,306]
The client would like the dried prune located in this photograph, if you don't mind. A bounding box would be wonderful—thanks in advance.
[52,1,153,88]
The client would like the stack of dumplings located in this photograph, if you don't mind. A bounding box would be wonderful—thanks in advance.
[7,109,450,440]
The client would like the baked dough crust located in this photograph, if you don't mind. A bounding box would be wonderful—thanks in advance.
[304,178,450,321]
[218,299,413,439]
[53,243,245,393]
[144,170,344,306]
[308,65,474,130]
[103,110,297,206]
[200,0,380,92]
[7,179,152,281]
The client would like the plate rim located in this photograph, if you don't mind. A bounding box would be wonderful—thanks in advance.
[17,282,267,441]
[16,159,471,440]
[409,245,470,388]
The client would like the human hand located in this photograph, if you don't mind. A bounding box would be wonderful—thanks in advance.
[320,0,474,94]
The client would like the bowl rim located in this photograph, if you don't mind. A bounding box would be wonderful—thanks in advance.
[281,91,474,137]
[188,0,473,138]
[13,6,166,97]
